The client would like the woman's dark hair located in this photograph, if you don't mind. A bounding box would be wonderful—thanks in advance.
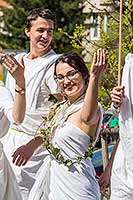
[54,52,89,83]
[26,8,56,29]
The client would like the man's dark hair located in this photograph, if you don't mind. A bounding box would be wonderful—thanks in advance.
[26,8,56,29]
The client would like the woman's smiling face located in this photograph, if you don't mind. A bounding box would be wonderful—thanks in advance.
[55,62,86,102]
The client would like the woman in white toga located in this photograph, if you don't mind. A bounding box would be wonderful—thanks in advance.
[12,49,107,200]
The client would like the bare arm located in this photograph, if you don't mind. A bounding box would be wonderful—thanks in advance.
[12,136,43,166]
[98,86,123,190]
[2,54,26,123]
[81,49,107,124]
[12,84,26,123]
[99,138,119,191]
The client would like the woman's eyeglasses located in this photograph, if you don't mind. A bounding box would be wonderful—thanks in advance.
[55,70,79,83]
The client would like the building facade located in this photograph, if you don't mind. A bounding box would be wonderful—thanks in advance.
[83,0,111,62]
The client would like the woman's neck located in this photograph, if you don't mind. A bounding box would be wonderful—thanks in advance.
[67,87,87,104]
[67,92,85,104]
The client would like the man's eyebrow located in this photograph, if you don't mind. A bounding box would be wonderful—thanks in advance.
[37,27,53,30]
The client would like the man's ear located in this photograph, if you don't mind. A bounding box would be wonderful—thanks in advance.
[24,28,30,38]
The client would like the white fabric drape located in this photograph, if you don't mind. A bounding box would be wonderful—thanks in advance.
[111,54,133,199]
[0,81,22,200]
[28,98,103,200]
[5,50,60,135]
[0,143,22,200]
[1,50,60,199]
[0,81,14,136]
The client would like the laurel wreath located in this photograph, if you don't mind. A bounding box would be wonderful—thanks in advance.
[39,96,95,167]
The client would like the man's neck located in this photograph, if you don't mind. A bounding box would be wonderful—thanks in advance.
[28,47,51,59]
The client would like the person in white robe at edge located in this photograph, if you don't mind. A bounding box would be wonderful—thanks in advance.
[0,7,62,200]
[99,53,133,200]
[0,54,26,200]
[11,49,107,200]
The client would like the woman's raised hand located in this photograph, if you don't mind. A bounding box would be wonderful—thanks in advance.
[90,48,107,80]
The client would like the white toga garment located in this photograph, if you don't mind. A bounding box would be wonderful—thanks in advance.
[28,99,103,200]
[1,50,60,200]
[111,54,133,199]
[0,81,22,200]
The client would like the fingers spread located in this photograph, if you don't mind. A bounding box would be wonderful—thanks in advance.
[1,54,24,74]
[94,48,107,69]
[12,151,28,166]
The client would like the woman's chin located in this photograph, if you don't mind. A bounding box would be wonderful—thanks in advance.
[64,89,76,97]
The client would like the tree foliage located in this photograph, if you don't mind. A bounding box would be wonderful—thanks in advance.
[1,0,133,109]
[0,0,86,52]
[98,0,133,108]
[59,0,133,109]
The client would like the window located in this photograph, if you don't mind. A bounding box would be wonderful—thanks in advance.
[90,13,107,41]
